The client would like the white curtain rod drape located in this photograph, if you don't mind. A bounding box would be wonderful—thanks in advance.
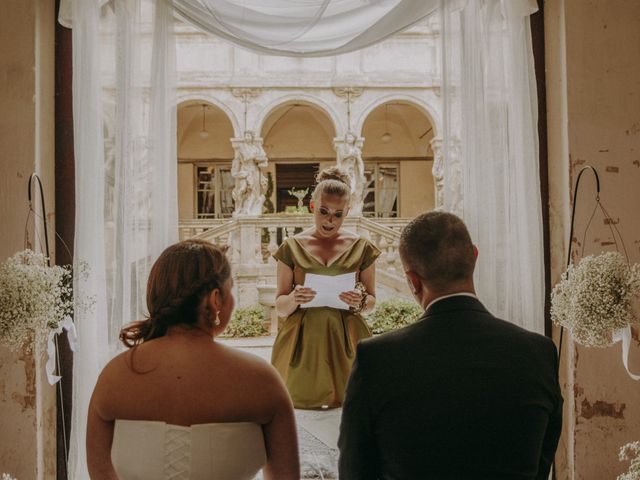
[60,0,440,57]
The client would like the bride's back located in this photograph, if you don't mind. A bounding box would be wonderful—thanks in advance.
[96,334,282,427]
[87,240,299,480]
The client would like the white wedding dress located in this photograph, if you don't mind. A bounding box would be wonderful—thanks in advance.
[111,420,267,479]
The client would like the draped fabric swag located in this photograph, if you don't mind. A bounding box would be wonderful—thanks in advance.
[59,1,542,477]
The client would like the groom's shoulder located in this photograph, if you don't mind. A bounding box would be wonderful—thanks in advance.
[492,314,558,360]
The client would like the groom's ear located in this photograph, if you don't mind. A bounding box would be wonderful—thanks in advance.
[404,270,424,296]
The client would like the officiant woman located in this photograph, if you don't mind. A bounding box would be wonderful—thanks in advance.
[271,167,381,409]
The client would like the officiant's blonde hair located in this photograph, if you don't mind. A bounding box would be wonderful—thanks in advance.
[312,166,351,203]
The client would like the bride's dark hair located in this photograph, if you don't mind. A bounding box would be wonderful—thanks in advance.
[119,240,230,348]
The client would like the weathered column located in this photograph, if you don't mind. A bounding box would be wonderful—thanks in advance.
[234,218,261,307]
[0,1,57,478]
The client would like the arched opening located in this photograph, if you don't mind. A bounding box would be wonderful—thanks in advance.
[361,101,435,218]
[177,100,235,219]
[260,101,336,213]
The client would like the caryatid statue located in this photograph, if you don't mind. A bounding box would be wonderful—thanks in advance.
[429,136,463,215]
[430,137,445,210]
[231,131,268,216]
[334,132,366,216]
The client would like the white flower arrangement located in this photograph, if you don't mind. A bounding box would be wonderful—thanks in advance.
[618,441,640,480]
[551,251,640,347]
[0,250,74,352]
[2,474,17,480]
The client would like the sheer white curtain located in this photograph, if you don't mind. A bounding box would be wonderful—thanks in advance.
[68,2,109,478]
[441,0,544,333]
[62,0,176,478]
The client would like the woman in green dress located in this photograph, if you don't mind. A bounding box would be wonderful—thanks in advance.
[271,167,381,409]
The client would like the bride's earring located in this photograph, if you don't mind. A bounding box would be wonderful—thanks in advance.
[214,311,221,326]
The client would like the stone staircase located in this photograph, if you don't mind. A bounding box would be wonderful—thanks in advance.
[179,214,412,329]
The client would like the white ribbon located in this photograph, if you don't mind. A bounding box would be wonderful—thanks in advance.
[46,316,78,385]
[612,325,640,381]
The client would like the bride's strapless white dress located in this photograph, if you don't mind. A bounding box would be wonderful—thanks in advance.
[111,420,267,479]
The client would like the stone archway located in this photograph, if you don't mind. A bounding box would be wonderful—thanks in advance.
[360,101,436,218]
[177,100,236,220]
[259,101,337,213]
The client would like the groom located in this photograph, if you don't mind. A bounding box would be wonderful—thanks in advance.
[338,212,562,479]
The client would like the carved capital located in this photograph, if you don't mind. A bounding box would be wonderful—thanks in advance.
[231,87,262,100]
[332,87,364,99]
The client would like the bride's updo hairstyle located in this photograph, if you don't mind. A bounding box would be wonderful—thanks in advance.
[311,166,351,204]
[119,239,230,348]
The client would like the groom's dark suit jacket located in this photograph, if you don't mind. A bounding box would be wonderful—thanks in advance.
[338,295,562,480]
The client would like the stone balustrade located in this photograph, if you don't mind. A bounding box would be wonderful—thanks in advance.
[178,218,229,240]
[178,214,413,314]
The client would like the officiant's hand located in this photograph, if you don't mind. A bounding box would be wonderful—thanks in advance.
[339,290,363,309]
[291,285,316,305]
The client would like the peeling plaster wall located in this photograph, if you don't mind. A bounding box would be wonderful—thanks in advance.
[546,0,640,478]
[0,0,57,478]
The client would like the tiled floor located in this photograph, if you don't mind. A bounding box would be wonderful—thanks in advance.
[219,336,340,479]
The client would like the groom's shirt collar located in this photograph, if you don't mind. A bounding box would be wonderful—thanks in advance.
[425,292,478,312]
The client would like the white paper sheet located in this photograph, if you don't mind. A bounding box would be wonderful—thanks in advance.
[302,272,356,309]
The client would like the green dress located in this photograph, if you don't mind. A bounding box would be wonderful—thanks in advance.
[271,236,381,409]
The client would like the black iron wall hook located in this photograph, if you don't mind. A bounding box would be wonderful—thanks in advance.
[27,173,51,265]
[566,166,600,268]
[558,166,601,365]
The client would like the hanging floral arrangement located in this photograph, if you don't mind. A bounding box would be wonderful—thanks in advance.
[0,250,74,352]
[618,441,640,480]
[551,251,640,347]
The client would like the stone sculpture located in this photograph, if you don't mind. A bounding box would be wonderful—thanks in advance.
[231,131,268,216]
[334,132,366,216]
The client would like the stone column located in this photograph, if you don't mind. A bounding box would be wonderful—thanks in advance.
[233,219,261,307]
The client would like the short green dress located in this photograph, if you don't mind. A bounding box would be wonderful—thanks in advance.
[271,236,381,409]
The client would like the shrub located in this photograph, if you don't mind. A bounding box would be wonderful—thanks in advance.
[365,298,423,334]
[222,305,269,338]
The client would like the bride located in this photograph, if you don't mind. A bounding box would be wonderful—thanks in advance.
[86,240,299,479]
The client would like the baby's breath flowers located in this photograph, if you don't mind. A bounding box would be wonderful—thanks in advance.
[618,441,640,480]
[551,251,640,347]
[0,250,73,352]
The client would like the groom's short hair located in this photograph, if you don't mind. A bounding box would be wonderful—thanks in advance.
[399,211,475,291]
